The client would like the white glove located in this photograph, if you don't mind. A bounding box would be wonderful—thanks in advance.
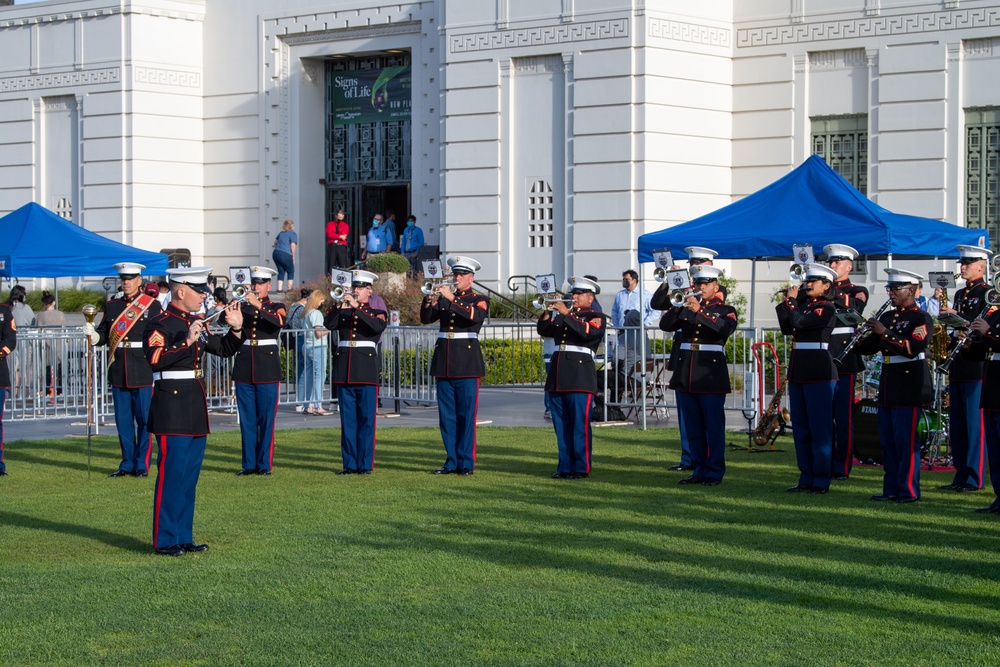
[82,322,100,346]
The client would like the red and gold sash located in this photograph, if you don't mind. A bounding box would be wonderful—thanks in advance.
[107,294,155,369]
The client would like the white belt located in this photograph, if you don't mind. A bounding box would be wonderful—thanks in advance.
[338,341,377,348]
[118,341,142,349]
[794,342,829,350]
[557,344,595,357]
[153,370,202,380]
[242,339,278,347]
[883,353,925,364]
[680,343,725,352]
[438,332,477,339]
[831,327,855,335]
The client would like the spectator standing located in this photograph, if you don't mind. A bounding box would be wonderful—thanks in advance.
[383,210,398,253]
[286,288,310,413]
[400,215,425,275]
[326,209,351,273]
[34,291,66,403]
[364,214,391,259]
[272,219,298,292]
[156,281,171,309]
[611,270,658,328]
[302,290,333,416]
[6,285,34,328]
[927,287,943,318]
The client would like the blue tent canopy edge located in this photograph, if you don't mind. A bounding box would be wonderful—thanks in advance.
[0,202,169,278]
[637,155,990,263]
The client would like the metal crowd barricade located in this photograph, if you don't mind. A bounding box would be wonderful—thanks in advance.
[5,327,110,423]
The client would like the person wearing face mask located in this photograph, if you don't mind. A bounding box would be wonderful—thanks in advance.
[400,215,425,275]
[611,269,659,328]
[363,213,392,260]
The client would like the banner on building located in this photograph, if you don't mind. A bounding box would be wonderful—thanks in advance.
[332,66,412,125]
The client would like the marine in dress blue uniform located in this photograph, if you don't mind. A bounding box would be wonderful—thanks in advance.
[420,256,489,475]
[776,264,839,493]
[651,246,725,472]
[83,262,162,477]
[232,266,287,476]
[660,265,738,486]
[143,267,244,555]
[852,268,933,503]
[824,244,868,480]
[325,270,387,474]
[0,302,16,476]
[968,301,1000,513]
[939,245,991,492]
[538,276,607,479]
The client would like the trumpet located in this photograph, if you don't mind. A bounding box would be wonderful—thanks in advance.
[789,263,805,283]
[669,288,701,308]
[653,267,667,283]
[331,285,358,301]
[992,255,1000,273]
[532,294,565,310]
[421,280,459,296]
[199,286,251,337]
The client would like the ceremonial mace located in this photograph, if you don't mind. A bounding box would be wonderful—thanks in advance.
[82,304,98,480]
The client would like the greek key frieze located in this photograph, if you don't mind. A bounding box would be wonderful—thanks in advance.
[450,18,628,53]
[0,67,119,93]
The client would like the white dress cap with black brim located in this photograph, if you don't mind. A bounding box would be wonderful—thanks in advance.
[803,263,838,283]
[447,256,482,274]
[691,265,723,283]
[167,267,214,294]
[883,267,924,287]
[684,246,719,262]
[351,270,379,287]
[956,244,993,261]
[250,266,278,283]
[568,276,601,294]
[114,262,146,277]
[822,243,859,262]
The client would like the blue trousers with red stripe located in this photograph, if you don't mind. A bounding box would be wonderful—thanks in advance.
[878,406,922,500]
[788,381,836,491]
[152,435,206,549]
[437,378,479,471]
[337,384,377,472]
[111,385,153,473]
[983,411,1000,498]
[549,391,593,475]
[949,380,984,488]
[236,382,278,472]
[831,372,855,478]
[676,391,726,482]
[0,387,6,472]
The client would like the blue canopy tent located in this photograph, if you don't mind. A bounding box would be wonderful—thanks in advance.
[0,202,169,278]
[637,154,988,263]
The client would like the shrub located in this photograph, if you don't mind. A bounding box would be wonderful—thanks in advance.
[365,252,412,274]
[2,288,107,313]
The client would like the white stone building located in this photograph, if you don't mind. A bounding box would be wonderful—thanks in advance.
[1,0,999,318]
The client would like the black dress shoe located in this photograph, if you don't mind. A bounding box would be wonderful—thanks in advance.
[335,469,354,475]
[433,467,455,475]
[180,543,209,552]
[956,483,979,492]
[458,469,474,476]
[551,472,569,479]
[833,475,849,481]
[896,496,920,504]
[109,470,131,478]
[786,484,809,492]
[701,479,721,487]
[236,469,256,476]
[0,469,8,476]
[678,476,706,485]
[569,473,589,480]
[155,545,185,556]
[133,470,148,478]
[939,482,960,490]
[257,469,272,476]
[357,469,372,475]
[870,494,899,502]
[809,486,829,494]
[667,464,692,472]
[974,499,1000,514]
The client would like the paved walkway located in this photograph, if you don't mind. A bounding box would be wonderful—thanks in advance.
[3,386,755,442]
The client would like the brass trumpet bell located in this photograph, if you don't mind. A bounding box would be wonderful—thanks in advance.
[421,280,458,295]
[233,285,249,298]
[669,288,701,308]
[330,285,358,301]
[653,267,667,283]
[789,263,805,283]
[992,255,1000,273]
[532,295,563,310]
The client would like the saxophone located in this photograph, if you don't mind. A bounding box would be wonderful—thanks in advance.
[930,285,950,363]
[752,370,790,446]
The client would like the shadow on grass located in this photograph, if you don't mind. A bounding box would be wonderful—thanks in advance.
[0,510,148,553]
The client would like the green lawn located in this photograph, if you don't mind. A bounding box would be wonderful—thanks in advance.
[2,426,999,666]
